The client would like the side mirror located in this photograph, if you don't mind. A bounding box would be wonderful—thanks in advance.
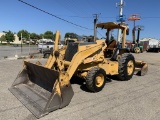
[126,28,129,35]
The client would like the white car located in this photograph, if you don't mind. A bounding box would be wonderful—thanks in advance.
[38,41,63,53]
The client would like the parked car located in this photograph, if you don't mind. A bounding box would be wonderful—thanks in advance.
[43,48,53,58]
[38,41,63,53]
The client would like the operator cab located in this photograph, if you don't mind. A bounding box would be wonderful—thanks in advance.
[96,22,130,59]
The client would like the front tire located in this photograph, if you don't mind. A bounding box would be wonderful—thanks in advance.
[86,67,106,92]
[118,53,135,80]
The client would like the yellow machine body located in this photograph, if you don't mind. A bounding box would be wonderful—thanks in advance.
[9,22,148,118]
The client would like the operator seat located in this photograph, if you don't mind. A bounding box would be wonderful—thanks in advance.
[104,40,117,58]
[106,40,117,50]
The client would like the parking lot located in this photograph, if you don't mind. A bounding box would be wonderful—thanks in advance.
[0,46,38,60]
[0,52,160,120]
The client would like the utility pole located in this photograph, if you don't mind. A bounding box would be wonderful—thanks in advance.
[21,33,22,54]
[29,34,30,55]
[93,14,100,42]
[42,36,44,54]
[116,0,125,43]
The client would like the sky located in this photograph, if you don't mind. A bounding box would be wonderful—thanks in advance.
[0,0,160,40]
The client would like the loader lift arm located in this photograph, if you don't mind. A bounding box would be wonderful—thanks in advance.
[66,43,105,80]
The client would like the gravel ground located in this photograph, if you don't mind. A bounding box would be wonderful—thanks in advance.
[0,52,160,120]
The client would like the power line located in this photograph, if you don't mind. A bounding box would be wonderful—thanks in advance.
[97,31,104,37]
[18,0,93,30]
[141,17,160,19]
[51,15,115,19]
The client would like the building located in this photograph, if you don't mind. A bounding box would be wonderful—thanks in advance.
[0,32,22,45]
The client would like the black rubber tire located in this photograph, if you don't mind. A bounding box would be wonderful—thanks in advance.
[86,67,106,92]
[44,53,50,58]
[118,53,135,81]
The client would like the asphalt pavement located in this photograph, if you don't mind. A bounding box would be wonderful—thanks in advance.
[0,52,160,120]
[0,45,38,59]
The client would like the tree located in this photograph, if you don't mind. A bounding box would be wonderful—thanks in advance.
[65,32,78,38]
[0,35,6,44]
[39,34,44,39]
[17,30,29,40]
[30,33,40,40]
[43,31,55,40]
[4,31,15,43]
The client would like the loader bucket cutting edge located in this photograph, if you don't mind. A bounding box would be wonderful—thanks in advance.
[135,61,148,76]
[9,62,74,118]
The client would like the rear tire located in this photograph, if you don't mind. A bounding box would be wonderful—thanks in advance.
[86,67,106,92]
[118,53,135,81]
[44,53,50,58]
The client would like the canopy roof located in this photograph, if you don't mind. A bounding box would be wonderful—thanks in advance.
[96,22,127,30]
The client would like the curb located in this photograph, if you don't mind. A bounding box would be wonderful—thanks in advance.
[0,53,44,61]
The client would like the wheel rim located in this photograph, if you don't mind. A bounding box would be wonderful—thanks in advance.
[134,47,140,53]
[95,74,104,87]
[127,60,134,75]
[45,54,50,58]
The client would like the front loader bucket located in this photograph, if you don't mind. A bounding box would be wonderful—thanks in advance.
[9,62,74,118]
[135,61,148,76]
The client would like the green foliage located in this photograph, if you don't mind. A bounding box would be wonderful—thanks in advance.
[43,31,55,40]
[0,35,6,44]
[65,32,78,38]
[17,30,29,40]
[89,35,94,37]
[39,34,44,39]
[30,33,40,40]
[4,31,15,43]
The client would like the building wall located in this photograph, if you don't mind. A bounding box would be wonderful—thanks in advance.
[0,32,21,44]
